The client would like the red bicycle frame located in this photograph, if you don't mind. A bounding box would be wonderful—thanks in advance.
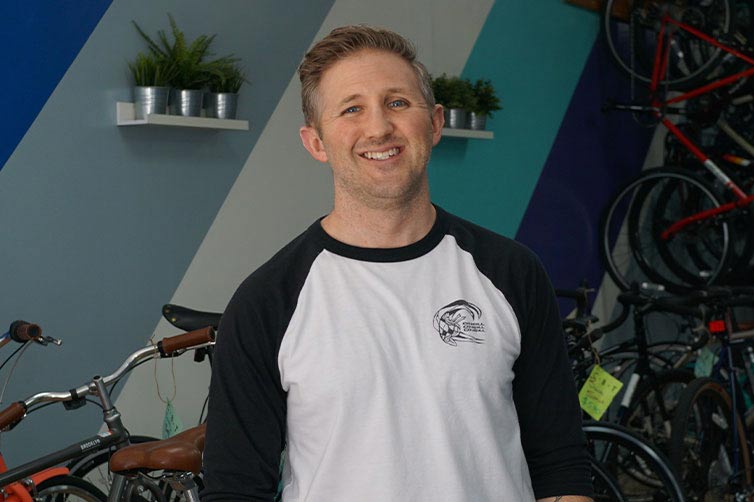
[646,12,754,238]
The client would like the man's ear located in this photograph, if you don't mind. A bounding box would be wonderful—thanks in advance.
[299,125,328,163]
[430,104,444,146]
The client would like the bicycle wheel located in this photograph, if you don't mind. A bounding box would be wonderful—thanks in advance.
[622,369,695,453]
[668,377,751,500]
[601,167,731,292]
[583,421,684,501]
[603,0,737,89]
[35,474,107,501]
[590,454,627,502]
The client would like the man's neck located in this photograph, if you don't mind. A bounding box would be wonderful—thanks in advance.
[321,199,436,249]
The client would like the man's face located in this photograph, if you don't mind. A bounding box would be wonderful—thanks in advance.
[300,49,444,210]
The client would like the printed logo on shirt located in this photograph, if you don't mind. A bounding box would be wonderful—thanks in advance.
[433,300,486,346]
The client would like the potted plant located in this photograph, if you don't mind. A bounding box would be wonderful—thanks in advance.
[133,14,237,116]
[431,74,475,129]
[204,62,248,119]
[469,79,502,130]
[128,52,175,119]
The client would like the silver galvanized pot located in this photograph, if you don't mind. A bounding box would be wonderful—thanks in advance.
[171,89,204,117]
[468,112,487,130]
[205,92,239,119]
[444,108,468,129]
[133,86,170,119]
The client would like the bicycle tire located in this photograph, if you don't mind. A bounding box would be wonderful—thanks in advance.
[589,454,627,502]
[668,377,752,500]
[621,368,695,453]
[583,421,684,501]
[602,0,738,89]
[35,474,108,501]
[600,342,695,382]
[601,166,731,292]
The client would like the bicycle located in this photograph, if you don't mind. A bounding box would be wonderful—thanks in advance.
[601,0,754,292]
[0,327,215,501]
[560,283,707,452]
[559,287,686,500]
[107,424,205,502]
[66,304,221,495]
[667,286,754,500]
[0,321,108,501]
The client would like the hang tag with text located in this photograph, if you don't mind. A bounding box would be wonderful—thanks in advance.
[162,399,183,439]
[694,346,717,378]
[579,365,623,420]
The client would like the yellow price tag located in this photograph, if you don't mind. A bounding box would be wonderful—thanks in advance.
[579,365,623,420]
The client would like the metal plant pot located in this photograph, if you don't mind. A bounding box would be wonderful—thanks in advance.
[468,112,488,131]
[205,92,239,119]
[170,89,203,117]
[133,86,170,119]
[444,108,468,129]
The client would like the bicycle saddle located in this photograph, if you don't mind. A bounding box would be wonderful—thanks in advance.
[162,304,221,331]
[109,424,206,475]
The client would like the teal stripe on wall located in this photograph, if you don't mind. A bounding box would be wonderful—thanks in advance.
[429,2,599,237]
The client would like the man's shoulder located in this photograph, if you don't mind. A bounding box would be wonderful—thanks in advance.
[440,207,540,267]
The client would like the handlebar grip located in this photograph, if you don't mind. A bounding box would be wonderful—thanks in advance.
[650,299,706,319]
[158,327,215,357]
[0,402,26,430]
[8,321,41,343]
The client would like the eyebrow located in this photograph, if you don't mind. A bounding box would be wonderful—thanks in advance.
[336,88,413,107]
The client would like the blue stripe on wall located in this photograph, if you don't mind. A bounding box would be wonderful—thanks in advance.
[514,34,654,305]
[0,0,113,172]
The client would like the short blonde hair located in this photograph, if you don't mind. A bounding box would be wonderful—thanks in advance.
[298,24,435,127]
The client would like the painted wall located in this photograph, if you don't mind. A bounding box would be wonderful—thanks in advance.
[0,0,334,462]
[0,0,651,464]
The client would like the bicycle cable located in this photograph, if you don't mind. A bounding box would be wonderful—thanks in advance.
[0,342,35,405]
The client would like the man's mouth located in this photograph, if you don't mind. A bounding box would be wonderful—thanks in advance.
[360,147,401,161]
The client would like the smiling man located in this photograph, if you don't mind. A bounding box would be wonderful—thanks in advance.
[201,25,593,502]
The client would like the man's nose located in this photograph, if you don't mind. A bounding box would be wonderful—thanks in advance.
[363,107,394,139]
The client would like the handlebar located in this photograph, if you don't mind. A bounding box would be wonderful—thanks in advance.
[0,402,26,430]
[8,321,42,343]
[0,327,215,431]
[159,327,214,356]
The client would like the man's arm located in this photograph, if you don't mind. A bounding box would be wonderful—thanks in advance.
[509,254,594,499]
[201,292,287,501]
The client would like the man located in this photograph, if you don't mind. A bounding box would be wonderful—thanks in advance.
[201,25,593,502]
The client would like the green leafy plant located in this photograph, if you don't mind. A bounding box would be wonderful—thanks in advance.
[471,79,502,117]
[128,52,175,86]
[431,74,476,110]
[206,62,248,93]
[132,14,238,90]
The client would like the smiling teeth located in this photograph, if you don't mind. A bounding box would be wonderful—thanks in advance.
[363,148,399,160]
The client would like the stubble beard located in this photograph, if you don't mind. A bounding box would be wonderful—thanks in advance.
[334,143,432,211]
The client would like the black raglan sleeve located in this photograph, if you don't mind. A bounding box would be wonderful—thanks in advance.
[510,252,593,499]
[200,287,287,501]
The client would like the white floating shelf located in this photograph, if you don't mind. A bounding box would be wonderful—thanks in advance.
[116,102,249,130]
[441,128,494,140]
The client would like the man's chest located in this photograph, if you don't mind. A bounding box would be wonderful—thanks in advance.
[277,246,522,408]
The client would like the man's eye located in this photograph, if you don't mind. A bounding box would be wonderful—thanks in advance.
[389,100,408,108]
[342,106,360,114]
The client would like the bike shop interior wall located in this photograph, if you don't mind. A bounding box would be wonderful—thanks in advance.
[0,0,652,460]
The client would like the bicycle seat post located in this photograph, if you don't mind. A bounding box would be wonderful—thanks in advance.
[168,472,200,502]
